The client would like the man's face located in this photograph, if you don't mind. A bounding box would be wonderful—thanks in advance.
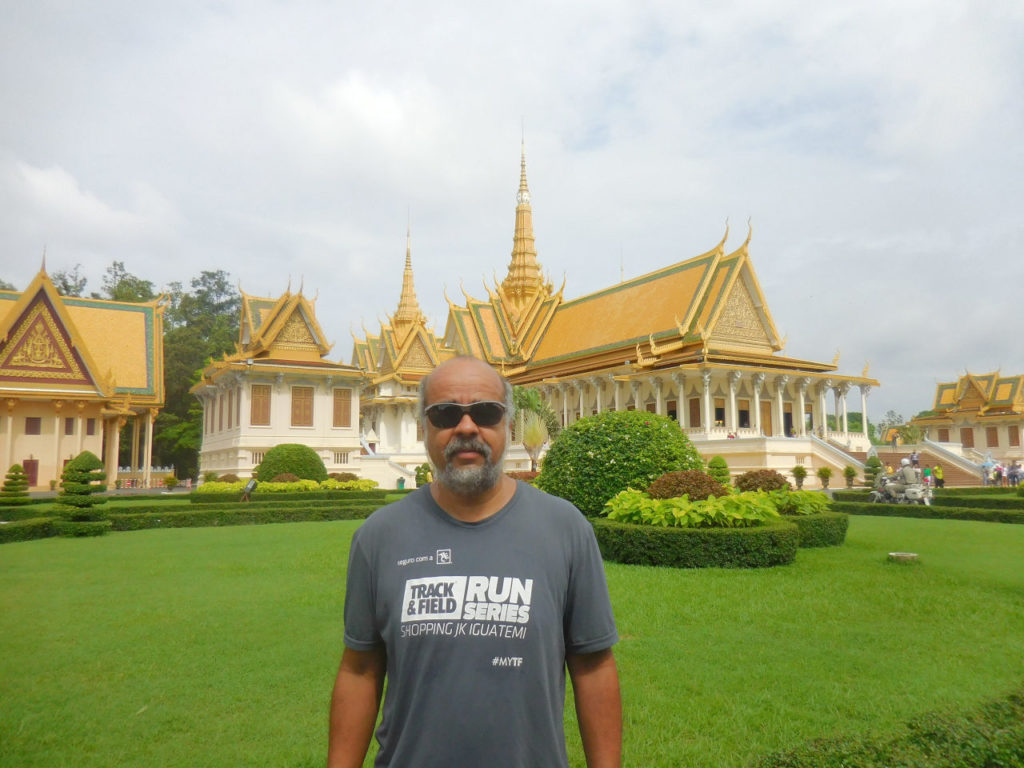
[423,359,508,496]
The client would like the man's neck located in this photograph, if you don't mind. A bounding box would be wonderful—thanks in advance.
[430,474,517,523]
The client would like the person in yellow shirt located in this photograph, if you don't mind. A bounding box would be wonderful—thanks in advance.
[932,464,944,489]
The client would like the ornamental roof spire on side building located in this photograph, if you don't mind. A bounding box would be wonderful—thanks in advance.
[392,225,427,334]
[500,140,547,305]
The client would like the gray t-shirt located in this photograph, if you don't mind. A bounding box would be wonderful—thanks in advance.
[344,481,618,768]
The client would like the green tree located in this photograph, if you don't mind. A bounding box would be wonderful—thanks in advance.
[513,386,560,440]
[95,261,155,302]
[255,444,327,483]
[51,264,88,296]
[58,451,108,515]
[0,278,17,291]
[707,455,730,486]
[153,271,239,480]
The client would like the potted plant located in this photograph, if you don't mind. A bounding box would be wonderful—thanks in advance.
[843,465,857,488]
[791,465,808,490]
[816,466,833,490]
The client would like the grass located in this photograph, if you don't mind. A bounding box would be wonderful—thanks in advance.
[1,516,1022,767]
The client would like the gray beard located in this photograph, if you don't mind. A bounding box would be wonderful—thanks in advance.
[435,436,504,496]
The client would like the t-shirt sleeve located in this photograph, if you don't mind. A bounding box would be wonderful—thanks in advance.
[563,518,618,655]
[343,529,383,651]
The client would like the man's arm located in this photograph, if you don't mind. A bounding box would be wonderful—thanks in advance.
[327,646,387,768]
[567,648,622,768]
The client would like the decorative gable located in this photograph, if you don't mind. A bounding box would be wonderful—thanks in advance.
[707,280,773,352]
[275,308,318,349]
[0,290,98,389]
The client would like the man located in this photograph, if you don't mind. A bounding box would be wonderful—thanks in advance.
[327,356,621,768]
[885,457,920,498]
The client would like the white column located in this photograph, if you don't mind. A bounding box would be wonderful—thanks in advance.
[4,400,16,472]
[671,372,686,429]
[752,373,764,435]
[649,376,664,416]
[727,371,741,432]
[833,387,842,436]
[628,380,641,411]
[860,385,871,439]
[559,384,569,426]
[577,380,586,419]
[52,401,63,482]
[613,378,623,411]
[143,409,155,488]
[796,378,809,437]
[702,370,713,436]
[76,401,85,456]
[589,377,604,414]
[839,383,851,433]
[818,380,832,440]
[774,375,789,437]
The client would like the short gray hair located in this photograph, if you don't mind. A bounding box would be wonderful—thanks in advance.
[418,357,515,430]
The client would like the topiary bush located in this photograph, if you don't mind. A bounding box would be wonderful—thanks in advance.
[536,410,703,514]
[706,455,730,486]
[735,469,790,492]
[329,472,359,482]
[863,455,883,487]
[1,464,31,506]
[271,473,301,483]
[57,451,108,533]
[218,473,240,483]
[255,444,327,483]
[647,470,729,501]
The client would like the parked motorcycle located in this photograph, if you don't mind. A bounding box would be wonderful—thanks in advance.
[869,471,932,505]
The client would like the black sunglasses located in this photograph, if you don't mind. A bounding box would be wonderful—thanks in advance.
[424,401,507,429]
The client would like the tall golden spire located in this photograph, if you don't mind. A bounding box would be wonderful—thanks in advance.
[393,225,426,334]
[501,140,546,305]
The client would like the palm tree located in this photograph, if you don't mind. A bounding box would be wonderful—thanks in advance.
[522,412,549,472]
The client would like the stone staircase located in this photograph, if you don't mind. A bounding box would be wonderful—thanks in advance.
[845,447,982,487]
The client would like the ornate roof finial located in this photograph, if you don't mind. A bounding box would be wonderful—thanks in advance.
[501,139,546,307]
[41,246,47,272]
[392,224,426,332]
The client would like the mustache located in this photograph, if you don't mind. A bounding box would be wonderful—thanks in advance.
[443,437,492,462]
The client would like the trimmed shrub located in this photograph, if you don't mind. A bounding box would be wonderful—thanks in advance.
[218,473,240,483]
[647,470,729,501]
[53,519,112,537]
[536,410,703,514]
[592,516,799,568]
[791,464,808,489]
[606,488,779,528]
[707,456,730,486]
[414,464,432,486]
[329,472,359,482]
[1,464,31,506]
[831,500,1024,524]
[735,469,790,493]
[507,470,539,482]
[788,511,849,547]
[863,455,883,487]
[163,475,179,490]
[255,444,327,483]
[816,466,833,489]
[0,517,57,544]
[271,473,301,483]
[57,451,108,525]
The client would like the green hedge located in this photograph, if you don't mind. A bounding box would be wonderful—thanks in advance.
[786,511,848,547]
[754,686,1024,768]
[0,518,57,544]
[591,516,799,569]
[189,489,397,504]
[930,495,1024,511]
[54,520,112,537]
[109,505,376,531]
[830,501,1024,524]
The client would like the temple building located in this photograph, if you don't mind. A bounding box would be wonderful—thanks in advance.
[0,267,165,489]
[351,229,454,486]
[192,287,363,480]
[911,372,1024,461]
[352,147,879,487]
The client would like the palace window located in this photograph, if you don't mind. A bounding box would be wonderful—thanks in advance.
[251,384,271,426]
[291,386,314,427]
[714,398,726,426]
[86,418,96,436]
[333,451,350,465]
[64,417,75,436]
[251,451,265,465]
[1010,426,1020,448]
[667,399,677,420]
[25,417,41,435]
[960,427,974,448]
[645,402,657,414]
[937,428,950,442]
[333,388,352,428]
[688,398,701,428]
[738,399,750,429]
[987,426,999,448]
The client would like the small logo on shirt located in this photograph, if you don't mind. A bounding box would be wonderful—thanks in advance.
[436,548,452,565]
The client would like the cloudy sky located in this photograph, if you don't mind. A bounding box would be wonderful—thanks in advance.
[2,0,1022,422]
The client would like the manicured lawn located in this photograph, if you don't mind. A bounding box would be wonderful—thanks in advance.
[1,516,1022,767]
